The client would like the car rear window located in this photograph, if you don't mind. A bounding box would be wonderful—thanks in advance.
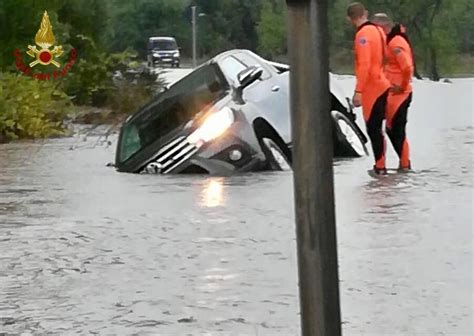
[220,56,247,86]
[235,53,271,79]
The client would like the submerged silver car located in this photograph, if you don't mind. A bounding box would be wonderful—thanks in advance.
[116,49,368,175]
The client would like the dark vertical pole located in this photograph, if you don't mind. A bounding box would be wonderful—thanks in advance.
[286,0,342,335]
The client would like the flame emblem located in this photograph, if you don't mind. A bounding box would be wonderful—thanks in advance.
[26,11,63,68]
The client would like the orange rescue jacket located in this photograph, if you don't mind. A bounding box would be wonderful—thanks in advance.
[385,24,415,92]
[354,22,390,95]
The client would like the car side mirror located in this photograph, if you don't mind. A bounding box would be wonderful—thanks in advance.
[237,66,263,90]
[233,66,263,104]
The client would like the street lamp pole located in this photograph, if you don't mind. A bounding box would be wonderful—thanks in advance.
[192,5,197,68]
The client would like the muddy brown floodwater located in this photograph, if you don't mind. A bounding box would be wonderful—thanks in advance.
[0,76,472,335]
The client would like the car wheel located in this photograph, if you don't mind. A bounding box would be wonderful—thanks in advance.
[260,137,291,171]
[331,110,368,157]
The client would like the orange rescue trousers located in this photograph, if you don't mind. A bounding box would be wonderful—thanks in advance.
[364,90,412,170]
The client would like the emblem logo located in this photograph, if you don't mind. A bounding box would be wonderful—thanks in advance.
[14,10,77,81]
[26,11,64,68]
[358,37,367,45]
[143,162,163,174]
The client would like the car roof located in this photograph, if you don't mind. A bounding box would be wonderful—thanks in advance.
[207,49,287,70]
[212,49,253,61]
[210,49,285,66]
[149,37,176,41]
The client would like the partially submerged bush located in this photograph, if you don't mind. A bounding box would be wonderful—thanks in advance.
[64,35,163,109]
[107,66,166,120]
[0,73,72,142]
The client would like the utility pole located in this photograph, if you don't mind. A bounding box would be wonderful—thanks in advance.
[285,0,342,335]
[191,5,197,68]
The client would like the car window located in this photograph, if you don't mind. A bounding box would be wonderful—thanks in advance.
[220,56,247,86]
[235,53,271,79]
[149,39,177,50]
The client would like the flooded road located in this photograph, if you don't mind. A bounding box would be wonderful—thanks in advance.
[0,76,472,335]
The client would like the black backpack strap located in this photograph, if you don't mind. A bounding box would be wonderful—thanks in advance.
[358,21,386,66]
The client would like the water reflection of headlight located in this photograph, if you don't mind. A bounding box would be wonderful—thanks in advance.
[200,178,225,208]
[187,107,234,148]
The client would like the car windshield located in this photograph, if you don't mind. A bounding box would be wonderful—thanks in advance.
[118,64,228,163]
[151,40,177,50]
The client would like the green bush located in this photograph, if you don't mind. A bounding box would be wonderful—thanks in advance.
[72,67,166,125]
[62,34,164,124]
[63,35,154,107]
[107,67,166,118]
[62,35,114,106]
[0,72,72,142]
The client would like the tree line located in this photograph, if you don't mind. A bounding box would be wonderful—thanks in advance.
[1,0,473,78]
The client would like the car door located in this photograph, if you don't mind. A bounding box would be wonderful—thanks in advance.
[231,52,291,145]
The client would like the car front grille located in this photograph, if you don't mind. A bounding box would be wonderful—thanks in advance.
[154,53,175,59]
[142,136,199,174]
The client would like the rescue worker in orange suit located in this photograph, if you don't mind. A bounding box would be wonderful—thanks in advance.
[373,13,414,171]
[346,3,391,174]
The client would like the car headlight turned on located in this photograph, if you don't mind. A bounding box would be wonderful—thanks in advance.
[187,107,234,148]
[173,51,180,57]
